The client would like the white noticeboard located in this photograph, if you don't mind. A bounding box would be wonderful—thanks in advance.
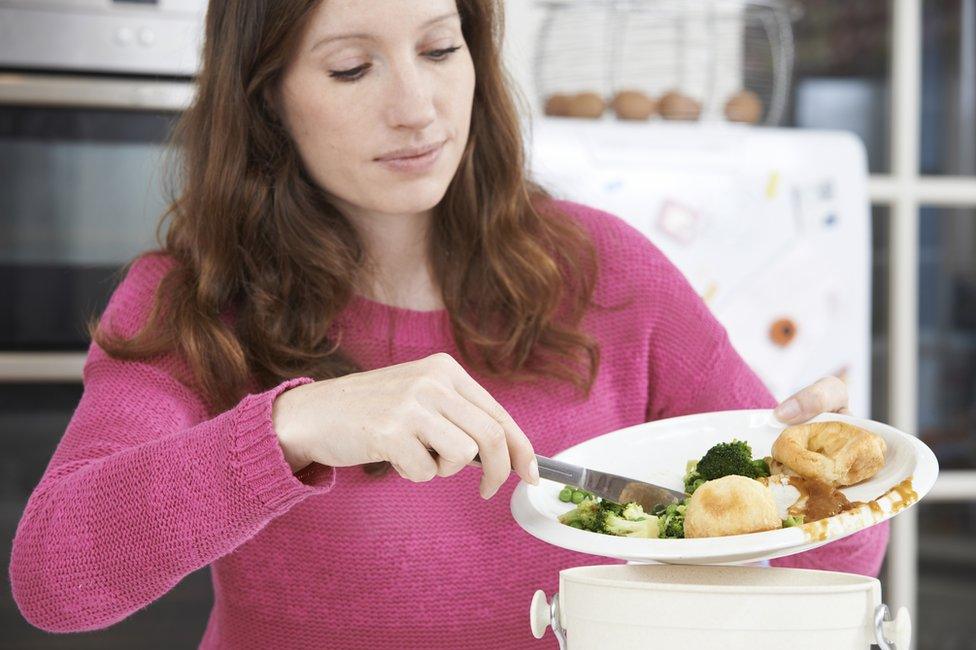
[526,117,872,417]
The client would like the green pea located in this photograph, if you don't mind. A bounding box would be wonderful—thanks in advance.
[571,490,586,504]
[558,487,573,502]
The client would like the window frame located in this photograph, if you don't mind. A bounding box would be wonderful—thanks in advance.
[877,1,976,635]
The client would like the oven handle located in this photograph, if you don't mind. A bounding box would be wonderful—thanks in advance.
[0,72,194,111]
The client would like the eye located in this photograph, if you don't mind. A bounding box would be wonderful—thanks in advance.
[329,63,371,82]
[425,44,463,61]
[328,45,463,83]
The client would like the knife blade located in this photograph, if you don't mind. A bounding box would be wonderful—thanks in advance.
[533,454,687,512]
[439,450,686,512]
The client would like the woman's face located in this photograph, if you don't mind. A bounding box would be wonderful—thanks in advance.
[276,0,475,220]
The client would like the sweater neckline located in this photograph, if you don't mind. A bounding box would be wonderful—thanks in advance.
[333,292,453,345]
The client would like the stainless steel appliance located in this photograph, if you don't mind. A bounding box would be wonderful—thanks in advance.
[0,0,204,77]
[1,4,210,645]
[0,0,205,381]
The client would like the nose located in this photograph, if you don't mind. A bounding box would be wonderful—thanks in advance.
[384,56,437,131]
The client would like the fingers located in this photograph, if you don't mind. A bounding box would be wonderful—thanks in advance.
[448,368,539,491]
[437,392,515,499]
[415,415,480,479]
[410,353,538,498]
[774,375,850,424]
[389,437,440,483]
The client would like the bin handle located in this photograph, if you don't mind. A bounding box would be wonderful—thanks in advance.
[530,590,567,649]
[875,603,912,650]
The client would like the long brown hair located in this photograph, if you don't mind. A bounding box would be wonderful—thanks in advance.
[92,0,601,473]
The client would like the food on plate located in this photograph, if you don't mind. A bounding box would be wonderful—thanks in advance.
[556,439,771,539]
[724,89,764,123]
[684,475,782,538]
[558,485,595,505]
[602,503,660,538]
[554,423,888,539]
[653,501,687,538]
[763,473,861,524]
[658,90,701,120]
[771,421,886,487]
[557,492,660,538]
[610,89,657,120]
[684,439,770,493]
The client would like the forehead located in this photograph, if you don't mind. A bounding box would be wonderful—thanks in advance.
[308,0,461,39]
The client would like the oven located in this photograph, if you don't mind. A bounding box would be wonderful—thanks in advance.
[0,74,191,373]
[0,0,204,379]
[1,2,211,645]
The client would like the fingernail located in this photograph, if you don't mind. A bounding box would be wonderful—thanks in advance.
[775,398,801,422]
[529,458,540,486]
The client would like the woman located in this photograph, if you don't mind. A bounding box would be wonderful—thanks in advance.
[9,0,887,647]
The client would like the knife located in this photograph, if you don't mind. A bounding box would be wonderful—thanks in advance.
[532,454,687,512]
[461,452,687,512]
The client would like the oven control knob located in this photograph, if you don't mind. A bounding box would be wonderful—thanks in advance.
[138,27,156,46]
[115,27,135,45]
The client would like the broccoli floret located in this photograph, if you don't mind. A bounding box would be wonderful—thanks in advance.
[558,495,673,539]
[557,498,602,532]
[621,502,647,521]
[601,511,660,538]
[696,439,770,481]
[684,471,705,495]
[753,457,771,477]
[657,501,687,539]
[682,460,702,494]
[783,514,805,528]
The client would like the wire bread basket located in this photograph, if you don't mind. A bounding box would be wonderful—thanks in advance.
[533,0,797,125]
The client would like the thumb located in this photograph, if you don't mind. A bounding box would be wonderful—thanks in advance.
[774,376,848,424]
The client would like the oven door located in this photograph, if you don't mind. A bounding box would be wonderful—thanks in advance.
[0,72,192,380]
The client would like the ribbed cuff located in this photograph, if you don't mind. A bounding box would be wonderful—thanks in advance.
[231,376,337,515]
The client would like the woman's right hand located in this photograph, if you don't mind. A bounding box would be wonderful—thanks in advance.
[271,353,540,499]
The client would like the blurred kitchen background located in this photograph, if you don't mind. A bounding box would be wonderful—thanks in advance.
[1,1,974,648]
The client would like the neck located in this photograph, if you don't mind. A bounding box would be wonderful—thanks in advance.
[343,206,445,311]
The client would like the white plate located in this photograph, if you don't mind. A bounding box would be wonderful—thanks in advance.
[510,409,939,565]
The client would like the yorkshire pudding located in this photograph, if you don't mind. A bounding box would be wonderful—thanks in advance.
[771,421,886,487]
[684,475,781,538]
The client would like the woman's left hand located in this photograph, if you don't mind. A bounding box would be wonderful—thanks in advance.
[773,375,851,424]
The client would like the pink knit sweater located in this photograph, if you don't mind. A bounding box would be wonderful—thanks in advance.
[9,200,888,648]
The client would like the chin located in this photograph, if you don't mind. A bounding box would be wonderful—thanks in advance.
[370,179,452,214]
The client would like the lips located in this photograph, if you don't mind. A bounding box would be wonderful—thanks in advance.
[376,141,445,161]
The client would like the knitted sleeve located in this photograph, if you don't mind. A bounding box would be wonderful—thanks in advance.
[9,255,333,632]
[639,238,889,577]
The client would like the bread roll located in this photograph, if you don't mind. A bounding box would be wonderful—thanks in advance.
[771,421,886,487]
[684,475,782,538]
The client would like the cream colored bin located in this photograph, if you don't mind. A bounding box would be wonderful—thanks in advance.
[530,564,911,649]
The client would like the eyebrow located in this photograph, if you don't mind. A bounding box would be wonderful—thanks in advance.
[310,11,461,52]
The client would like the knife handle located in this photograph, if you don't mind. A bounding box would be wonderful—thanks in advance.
[450,452,584,487]
[533,455,584,486]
